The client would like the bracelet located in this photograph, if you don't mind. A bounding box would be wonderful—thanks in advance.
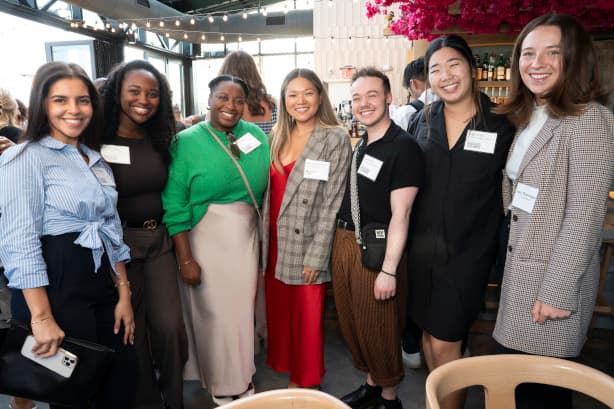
[179,259,194,269]
[31,316,51,326]
[115,280,131,288]
[381,270,396,278]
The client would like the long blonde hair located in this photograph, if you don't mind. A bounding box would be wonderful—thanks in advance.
[271,68,340,173]
[0,88,18,128]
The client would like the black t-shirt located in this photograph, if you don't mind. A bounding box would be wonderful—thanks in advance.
[105,135,168,223]
[338,122,424,226]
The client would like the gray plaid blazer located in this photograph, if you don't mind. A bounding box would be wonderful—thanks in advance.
[262,124,351,284]
[494,102,614,357]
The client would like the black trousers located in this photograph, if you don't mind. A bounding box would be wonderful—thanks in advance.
[11,233,138,409]
[496,343,573,409]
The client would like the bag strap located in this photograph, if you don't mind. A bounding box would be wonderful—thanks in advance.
[205,125,261,218]
[349,140,363,245]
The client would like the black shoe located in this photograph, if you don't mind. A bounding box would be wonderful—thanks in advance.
[341,384,382,409]
[372,397,403,409]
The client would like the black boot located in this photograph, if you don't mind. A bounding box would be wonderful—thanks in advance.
[341,384,383,409]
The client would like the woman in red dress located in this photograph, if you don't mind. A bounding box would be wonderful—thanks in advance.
[262,68,351,388]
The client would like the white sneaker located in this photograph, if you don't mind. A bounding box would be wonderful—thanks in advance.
[402,349,422,369]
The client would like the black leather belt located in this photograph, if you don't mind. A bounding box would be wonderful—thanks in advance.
[123,219,160,230]
[336,218,355,231]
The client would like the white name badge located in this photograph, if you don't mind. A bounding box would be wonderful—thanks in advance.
[100,144,131,165]
[236,132,262,154]
[92,167,116,187]
[303,159,330,181]
[357,154,384,182]
[511,182,539,214]
[464,130,497,154]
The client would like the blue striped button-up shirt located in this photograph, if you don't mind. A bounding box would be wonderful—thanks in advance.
[0,136,130,289]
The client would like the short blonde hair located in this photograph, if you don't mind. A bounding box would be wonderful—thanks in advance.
[0,88,18,127]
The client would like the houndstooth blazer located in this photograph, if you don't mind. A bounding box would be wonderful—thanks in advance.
[261,124,352,285]
[493,102,614,357]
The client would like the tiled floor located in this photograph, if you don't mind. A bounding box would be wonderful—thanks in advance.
[2,316,613,409]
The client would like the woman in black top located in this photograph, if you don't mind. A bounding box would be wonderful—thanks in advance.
[100,60,187,409]
[406,35,515,409]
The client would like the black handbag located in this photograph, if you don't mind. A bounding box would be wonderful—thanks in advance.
[0,320,115,408]
[360,223,388,271]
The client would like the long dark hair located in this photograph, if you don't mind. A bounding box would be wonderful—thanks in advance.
[495,14,607,127]
[424,35,484,126]
[100,60,175,164]
[218,50,275,116]
[25,62,102,149]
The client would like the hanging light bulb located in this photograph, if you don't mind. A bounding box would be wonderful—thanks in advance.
[159,21,165,27]
[223,14,228,22]
[184,33,188,39]
[220,34,225,41]
[175,19,180,26]
[201,34,206,41]
[190,17,195,25]
[111,27,116,33]
[105,23,111,29]
[208,15,214,23]
[242,11,248,19]
[257,37,261,43]
[131,23,137,30]
[238,35,243,42]
[165,32,170,38]
[146,21,151,28]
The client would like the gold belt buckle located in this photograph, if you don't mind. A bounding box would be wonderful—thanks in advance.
[143,219,158,230]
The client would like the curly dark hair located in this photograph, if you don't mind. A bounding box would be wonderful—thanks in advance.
[100,60,175,164]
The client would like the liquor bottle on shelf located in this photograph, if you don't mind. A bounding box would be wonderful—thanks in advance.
[505,55,512,81]
[496,54,506,81]
[482,52,489,81]
[488,54,495,81]
[475,54,482,81]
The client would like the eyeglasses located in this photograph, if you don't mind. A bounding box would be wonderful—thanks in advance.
[226,132,240,159]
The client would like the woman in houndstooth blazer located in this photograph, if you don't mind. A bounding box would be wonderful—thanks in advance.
[262,68,351,388]
[493,14,614,408]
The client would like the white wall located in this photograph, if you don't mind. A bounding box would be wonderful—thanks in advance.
[313,0,412,106]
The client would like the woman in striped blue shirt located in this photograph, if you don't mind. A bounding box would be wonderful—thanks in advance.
[0,62,137,409]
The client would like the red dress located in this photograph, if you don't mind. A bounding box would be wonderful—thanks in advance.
[265,161,326,387]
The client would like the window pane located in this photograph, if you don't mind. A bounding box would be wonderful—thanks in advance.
[124,45,144,62]
[239,41,260,55]
[201,43,225,58]
[167,60,184,115]
[296,36,314,52]
[261,54,295,100]
[296,54,314,70]
[192,58,224,115]
[260,38,295,54]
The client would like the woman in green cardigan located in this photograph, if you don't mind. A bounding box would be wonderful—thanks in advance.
[162,75,270,405]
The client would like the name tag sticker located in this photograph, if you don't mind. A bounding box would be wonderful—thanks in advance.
[464,130,497,154]
[92,167,116,187]
[100,144,130,165]
[236,132,262,154]
[303,159,330,181]
[357,154,384,182]
[511,182,539,214]
[375,229,386,239]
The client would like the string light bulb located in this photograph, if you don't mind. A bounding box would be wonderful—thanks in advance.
[238,35,242,42]
[146,21,151,28]
[190,17,195,25]
[183,33,188,39]
[208,15,214,23]
[165,32,170,37]
[159,21,164,27]
[175,19,180,26]
[201,34,206,40]
[220,34,225,41]
[242,12,248,19]
[223,14,228,22]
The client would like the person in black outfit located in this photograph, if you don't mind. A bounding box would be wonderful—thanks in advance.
[100,60,188,409]
[406,35,515,409]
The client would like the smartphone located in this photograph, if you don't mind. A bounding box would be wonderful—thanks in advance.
[21,335,78,378]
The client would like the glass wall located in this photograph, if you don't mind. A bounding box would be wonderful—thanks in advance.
[191,36,314,116]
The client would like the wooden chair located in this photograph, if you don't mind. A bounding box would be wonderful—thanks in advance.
[425,354,614,409]
[217,388,351,409]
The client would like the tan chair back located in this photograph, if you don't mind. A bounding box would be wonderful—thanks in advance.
[425,354,614,409]
[218,388,351,409]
